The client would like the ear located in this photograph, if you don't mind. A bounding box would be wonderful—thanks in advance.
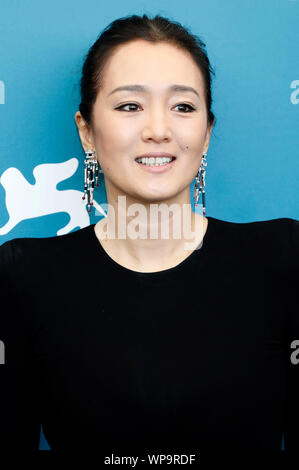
[203,123,213,154]
[74,111,95,152]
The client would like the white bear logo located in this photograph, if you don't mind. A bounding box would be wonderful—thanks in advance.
[0,157,107,236]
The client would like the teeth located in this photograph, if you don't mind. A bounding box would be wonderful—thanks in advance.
[136,156,173,166]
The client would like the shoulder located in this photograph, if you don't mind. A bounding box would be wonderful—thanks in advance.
[208,216,298,271]
[0,224,93,271]
[208,215,295,244]
[209,215,296,240]
[0,239,15,284]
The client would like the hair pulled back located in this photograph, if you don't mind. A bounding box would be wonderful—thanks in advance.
[79,14,216,129]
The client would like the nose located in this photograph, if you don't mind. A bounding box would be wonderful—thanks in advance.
[141,106,172,142]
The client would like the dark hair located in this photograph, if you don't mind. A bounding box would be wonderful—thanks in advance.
[79,14,216,129]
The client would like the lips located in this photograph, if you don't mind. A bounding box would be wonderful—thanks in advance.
[134,155,176,173]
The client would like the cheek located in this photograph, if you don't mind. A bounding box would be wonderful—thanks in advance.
[181,136,204,154]
[97,119,136,148]
[185,138,206,157]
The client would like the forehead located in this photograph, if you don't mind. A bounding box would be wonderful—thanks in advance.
[100,40,205,96]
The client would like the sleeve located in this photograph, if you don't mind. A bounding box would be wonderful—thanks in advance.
[0,239,42,452]
[284,218,299,454]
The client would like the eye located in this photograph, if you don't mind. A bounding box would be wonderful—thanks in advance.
[115,103,141,112]
[173,103,196,113]
[115,102,196,113]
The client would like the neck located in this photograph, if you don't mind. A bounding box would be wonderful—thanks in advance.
[94,195,207,273]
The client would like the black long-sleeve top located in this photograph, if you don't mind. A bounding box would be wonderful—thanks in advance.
[0,216,298,455]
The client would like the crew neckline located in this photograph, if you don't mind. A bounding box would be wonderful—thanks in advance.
[89,216,215,277]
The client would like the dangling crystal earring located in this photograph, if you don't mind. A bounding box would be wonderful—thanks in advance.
[82,149,103,213]
[194,152,207,215]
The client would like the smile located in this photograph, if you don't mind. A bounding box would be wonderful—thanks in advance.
[134,156,176,173]
[135,156,175,166]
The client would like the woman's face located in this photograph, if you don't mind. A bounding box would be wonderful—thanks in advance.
[76,40,213,205]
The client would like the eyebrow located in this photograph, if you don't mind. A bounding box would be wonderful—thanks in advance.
[108,84,200,98]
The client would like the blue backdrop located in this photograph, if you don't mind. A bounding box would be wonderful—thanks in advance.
[0,0,298,451]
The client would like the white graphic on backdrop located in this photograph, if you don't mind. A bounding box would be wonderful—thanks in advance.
[0,157,107,236]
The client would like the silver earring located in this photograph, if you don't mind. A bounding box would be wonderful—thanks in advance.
[194,152,207,215]
[82,149,103,213]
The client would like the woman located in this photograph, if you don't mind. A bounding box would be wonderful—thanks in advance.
[0,14,298,456]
